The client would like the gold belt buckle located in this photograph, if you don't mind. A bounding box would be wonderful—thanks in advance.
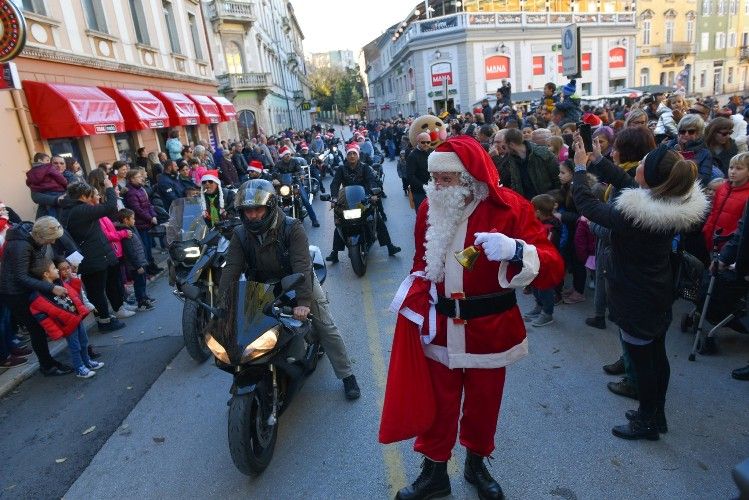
[451,292,466,325]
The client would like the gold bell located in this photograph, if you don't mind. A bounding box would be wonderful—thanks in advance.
[454,245,481,270]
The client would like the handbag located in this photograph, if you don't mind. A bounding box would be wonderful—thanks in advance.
[673,249,705,302]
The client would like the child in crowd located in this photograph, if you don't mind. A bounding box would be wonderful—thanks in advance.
[524,194,562,327]
[29,258,103,379]
[25,153,68,218]
[55,257,100,359]
[702,152,749,253]
[118,209,155,311]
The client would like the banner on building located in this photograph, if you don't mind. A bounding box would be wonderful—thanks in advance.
[469,14,495,25]
[485,55,510,81]
[431,62,453,87]
[582,53,591,71]
[421,16,458,33]
[609,47,626,68]
[532,56,545,76]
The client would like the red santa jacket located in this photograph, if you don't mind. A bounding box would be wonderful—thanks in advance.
[703,181,749,251]
[392,189,564,369]
[29,282,89,341]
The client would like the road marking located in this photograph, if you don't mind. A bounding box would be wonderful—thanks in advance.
[361,271,406,495]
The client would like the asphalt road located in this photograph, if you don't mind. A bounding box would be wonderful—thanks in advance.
[3,129,749,499]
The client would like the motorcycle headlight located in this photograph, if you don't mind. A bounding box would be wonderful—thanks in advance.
[343,208,362,220]
[183,246,201,259]
[318,154,325,160]
[205,333,230,364]
[280,185,291,196]
[332,147,337,152]
[241,326,279,362]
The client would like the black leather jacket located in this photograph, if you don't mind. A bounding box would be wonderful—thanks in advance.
[330,162,377,198]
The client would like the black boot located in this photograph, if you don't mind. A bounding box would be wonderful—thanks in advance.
[325,251,339,263]
[602,357,625,375]
[396,458,451,500]
[612,413,659,441]
[388,244,401,256]
[625,408,668,433]
[464,451,505,500]
[585,316,606,330]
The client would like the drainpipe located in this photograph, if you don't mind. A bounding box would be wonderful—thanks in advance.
[10,88,34,161]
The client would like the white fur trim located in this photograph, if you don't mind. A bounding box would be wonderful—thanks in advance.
[200,173,220,184]
[498,241,540,288]
[614,181,708,233]
[248,165,263,173]
[389,272,438,344]
[428,151,465,172]
[423,337,529,369]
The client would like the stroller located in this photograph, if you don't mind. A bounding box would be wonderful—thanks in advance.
[680,229,749,361]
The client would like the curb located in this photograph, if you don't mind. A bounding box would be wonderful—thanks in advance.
[0,268,168,399]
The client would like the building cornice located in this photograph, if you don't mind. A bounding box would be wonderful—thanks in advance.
[20,45,218,88]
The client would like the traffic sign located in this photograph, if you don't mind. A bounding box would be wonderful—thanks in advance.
[561,24,581,78]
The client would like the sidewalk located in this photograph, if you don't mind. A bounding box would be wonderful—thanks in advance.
[0,255,169,398]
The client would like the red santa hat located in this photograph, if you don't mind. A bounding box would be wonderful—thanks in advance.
[248,160,264,174]
[426,135,506,206]
[300,142,309,150]
[279,146,292,157]
[346,143,360,156]
[582,112,603,129]
[199,170,224,213]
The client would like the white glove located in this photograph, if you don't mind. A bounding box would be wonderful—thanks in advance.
[474,232,517,262]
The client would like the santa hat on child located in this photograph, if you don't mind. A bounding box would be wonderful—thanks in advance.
[582,112,603,129]
[199,170,224,213]
[346,143,360,156]
[279,146,292,157]
[248,160,264,174]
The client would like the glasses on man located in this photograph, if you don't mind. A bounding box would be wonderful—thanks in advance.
[678,129,698,136]
[419,141,431,144]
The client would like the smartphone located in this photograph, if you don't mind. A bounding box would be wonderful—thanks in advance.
[579,123,593,153]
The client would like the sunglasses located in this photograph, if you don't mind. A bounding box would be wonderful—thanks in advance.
[678,129,698,135]
[419,141,431,144]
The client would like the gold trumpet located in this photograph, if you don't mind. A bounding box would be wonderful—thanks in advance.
[454,245,482,270]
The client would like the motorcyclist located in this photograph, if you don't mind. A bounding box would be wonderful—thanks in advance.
[217,179,361,400]
[199,170,236,228]
[248,160,271,181]
[272,146,320,228]
[298,142,325,193]
[325,144,401,263]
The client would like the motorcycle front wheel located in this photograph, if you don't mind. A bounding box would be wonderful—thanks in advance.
[349,243,367,277]
[309,177,320,195]
[182,298,211,362]
[228,383,278,476]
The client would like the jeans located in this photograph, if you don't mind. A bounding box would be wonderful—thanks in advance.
[297,184,318,224]
[133,271,147,302]
[65,323,91,370]
[621,331,669,419]
[0,304,14,361]
[0,293,57,370]
[386,140,396,161]
[309,274,353,379]
[137,228,154,264]
[532,287,555,315]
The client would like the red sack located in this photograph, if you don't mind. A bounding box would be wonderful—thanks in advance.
[378,315,436,444]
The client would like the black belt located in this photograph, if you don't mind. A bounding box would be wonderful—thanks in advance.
[435,291,517,321]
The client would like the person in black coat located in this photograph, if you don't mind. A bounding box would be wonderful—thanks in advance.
[406,132,432,210]
[156,160,185,210]
[572,138,708,440]
[58,181,126,332]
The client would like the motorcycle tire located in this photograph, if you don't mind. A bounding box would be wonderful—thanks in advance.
[182,298,211,363]
[228,383,278,476]
[309,177,320,196]
[349,244,367,277]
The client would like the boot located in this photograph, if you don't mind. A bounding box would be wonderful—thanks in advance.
[612,414,659,441]
[388,244,402,256]
[396,457,451,500]
[464,451,505,500]
[607,377,638,400]
[602,357,625,375]
[625,408,668,433]
[732,364,749,380]
[585,316,606,330]
[325,251,339,264]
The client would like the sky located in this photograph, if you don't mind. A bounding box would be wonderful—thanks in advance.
[292,0,413,55]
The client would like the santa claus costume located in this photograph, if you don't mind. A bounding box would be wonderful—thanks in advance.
[381,136,564,500]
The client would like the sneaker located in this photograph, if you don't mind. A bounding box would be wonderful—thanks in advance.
[137,301,155,312]
[98,318,126,333]
[522,305,542,321]
[11,337,30,349]
[342,374,361,400]
[1,355,28,368]
[563,291,586,304]
[123,303,138,312]
[11,346,32,357]
[86,360,104,370]
[75,366,96,379]
[531,313,554,327]
[115,307,135,319]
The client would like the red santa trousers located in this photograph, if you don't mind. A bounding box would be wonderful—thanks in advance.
[414,358,506,462]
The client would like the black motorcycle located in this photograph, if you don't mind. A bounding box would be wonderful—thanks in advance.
[320,185,381,277]
[323,142,344,177]
[274,173,307,222]
[183,261,327,475]
[166,198,240,362]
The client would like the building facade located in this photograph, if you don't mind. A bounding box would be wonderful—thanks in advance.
[363,0,637,120]
[203,0,313,138]
[310,50,356,69]
[2,0,229,219]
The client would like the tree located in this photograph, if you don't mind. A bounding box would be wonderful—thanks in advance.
[309,64,364,116]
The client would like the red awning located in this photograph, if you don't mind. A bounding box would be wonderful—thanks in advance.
[148,90,200,126]
[187,94,221,124]
[99,87,170,130]
[209,95,237,122]
[22,81,125,139]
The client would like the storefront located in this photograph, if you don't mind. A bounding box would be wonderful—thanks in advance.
[148,90,201,147]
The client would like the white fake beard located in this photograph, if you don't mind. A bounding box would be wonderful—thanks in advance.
[423,183,472,283]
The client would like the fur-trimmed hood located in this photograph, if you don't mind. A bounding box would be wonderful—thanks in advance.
[614,181,708,233]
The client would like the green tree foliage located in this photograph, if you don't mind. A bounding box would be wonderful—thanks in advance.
[310,64,364,115]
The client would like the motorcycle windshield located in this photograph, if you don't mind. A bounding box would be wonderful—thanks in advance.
[339,185,367,209]
[212,277,279,365]
[166,197,207,245]
[279,173,294,185]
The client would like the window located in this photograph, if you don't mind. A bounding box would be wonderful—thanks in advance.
[22,0,46,14]
[82,0,107,33]
[225,41,243,74]
[660,71,666,86]
[129,0,150,45]
[744,32,749,47]
[730,31,737,48]
[728,66,734,84]
[642,20,651,45]
[687,18,695,43]
[700,70,706,87]
[114,133,135,163]
[702,32,710,51]
[702,0,711,15]
[163,1,181,54]
[640,68,650,86]
[716,32,726,49]
[665,20,674,44]
[730,0,738,14]
[188,13,203,60]
[718,0,725,15]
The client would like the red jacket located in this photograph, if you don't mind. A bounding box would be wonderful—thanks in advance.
[703,181,749,251]
[29,282,89,340]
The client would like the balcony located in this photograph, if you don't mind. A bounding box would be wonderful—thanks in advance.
[217,72,271,93]
[659,41,693,57]
[208,0,256,31]
[741,46,749,61]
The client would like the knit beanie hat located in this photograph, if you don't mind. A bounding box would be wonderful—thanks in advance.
[562,79,577,97]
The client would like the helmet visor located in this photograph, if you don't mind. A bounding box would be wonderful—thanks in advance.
[239,187,273,209]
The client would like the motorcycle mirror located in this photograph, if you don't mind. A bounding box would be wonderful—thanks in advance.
[182,283,201,301]
[371,187,382,196]
[280,273,305,293]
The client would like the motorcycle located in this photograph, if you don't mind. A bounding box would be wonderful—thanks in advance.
[323,142,344,177]
[274,173,307,222]
[320,185,382,277]
[183,251,327,475]
[166,197,241,362]
[299,164,320,200]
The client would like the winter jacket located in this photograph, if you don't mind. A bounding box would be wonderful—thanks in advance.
[118,224,148,270]
[156,172,184,210]
[500,141,561,200]
[25,162,68,193]
[166,137,183,161]
[702,180,749,251]
[482,104,494,125]
[0,222,56,295]
[654,103,678,139]
[330,162,379,198]
[218,157,239,186]
[58,187,119,274]
[99,216,129,258]
[555,97,582,125]
[574,217,596,264]
[123,183,156,230]
[406,148,430,195]
[710,139,739,176]
[573,160,708,340]
[665,138,718,186]
[29,282,89,340]
[720,200,749,275]
[232,152,249,177]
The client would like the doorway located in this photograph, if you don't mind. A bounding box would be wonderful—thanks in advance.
[48,138,87,173]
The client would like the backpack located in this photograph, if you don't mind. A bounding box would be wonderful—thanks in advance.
[235,216,296,281]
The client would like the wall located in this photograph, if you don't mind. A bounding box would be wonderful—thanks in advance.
[0,91,37,220]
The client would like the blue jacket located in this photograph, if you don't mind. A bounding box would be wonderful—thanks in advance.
[156,172,184,210]
[166,138,183,161]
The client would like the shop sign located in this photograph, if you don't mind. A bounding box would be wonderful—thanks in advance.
[421,16,458,33]
[469,14,495,25]
[485,55,510,80]
[186,117,198,125]
[0,2,26,63]
[301,101,312,111]
[0,61,20,90]
[582,52,591,71]
[431,62,452,87]
[148,119,165,128]
[209,117,219,124]
[532,56,545,76]
[94,124,118,134]
[609,47,626,68]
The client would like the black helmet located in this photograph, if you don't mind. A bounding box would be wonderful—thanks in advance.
[235,179,277,234]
